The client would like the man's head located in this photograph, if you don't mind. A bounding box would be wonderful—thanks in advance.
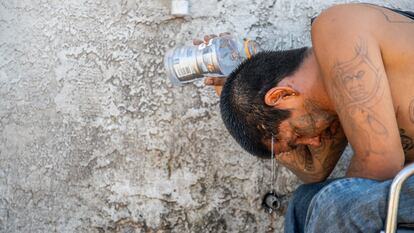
[220,48,336,158]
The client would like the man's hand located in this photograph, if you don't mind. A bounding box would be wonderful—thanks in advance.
[204,77,225,96]
[276,120,348,183]
[192,33,230,96]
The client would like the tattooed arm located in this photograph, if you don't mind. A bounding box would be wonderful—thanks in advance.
[311,5,405,180]
[276,120,348,183]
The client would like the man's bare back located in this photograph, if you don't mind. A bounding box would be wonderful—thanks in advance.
[367,5,414,162]
[311,3,414,179]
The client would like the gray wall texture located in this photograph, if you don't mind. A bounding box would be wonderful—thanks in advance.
[0,0,412,232]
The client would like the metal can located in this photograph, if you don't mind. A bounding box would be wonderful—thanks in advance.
[164,36,260,85]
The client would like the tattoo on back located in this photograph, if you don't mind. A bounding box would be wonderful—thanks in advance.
[363,4,414,24]
[400,128,414,153]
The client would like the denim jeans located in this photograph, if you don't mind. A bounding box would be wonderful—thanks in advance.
[284,176,414,233]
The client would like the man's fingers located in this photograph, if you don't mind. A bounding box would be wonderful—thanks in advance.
[204,77,225,96]
[193,33,230,45]
[192,38,204,45]
[204,77,226,86]
[214,86,223,96]
[212,78,226,86]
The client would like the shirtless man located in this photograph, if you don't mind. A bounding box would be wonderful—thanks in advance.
[199,3,414,233]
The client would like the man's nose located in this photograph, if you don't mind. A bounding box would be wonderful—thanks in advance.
[295,136,321,147]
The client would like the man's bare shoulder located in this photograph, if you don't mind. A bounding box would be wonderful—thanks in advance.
[311,3,388,41]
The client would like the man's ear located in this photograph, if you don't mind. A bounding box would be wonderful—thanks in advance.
[264,86,298,108]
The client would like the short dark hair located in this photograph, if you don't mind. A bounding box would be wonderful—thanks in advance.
[219,47,309,158]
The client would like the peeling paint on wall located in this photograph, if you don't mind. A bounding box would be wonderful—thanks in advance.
[0,0,412,232]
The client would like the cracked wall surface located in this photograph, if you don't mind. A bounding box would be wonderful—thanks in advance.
[0,0,412,232]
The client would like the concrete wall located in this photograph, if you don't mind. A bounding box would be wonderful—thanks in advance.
[0,0,412,232]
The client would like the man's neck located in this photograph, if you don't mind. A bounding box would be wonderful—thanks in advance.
[302,48,336,113]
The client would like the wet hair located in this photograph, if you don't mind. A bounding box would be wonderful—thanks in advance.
[220,47,309,158]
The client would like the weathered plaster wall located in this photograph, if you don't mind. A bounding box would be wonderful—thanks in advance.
[0,0,412,232]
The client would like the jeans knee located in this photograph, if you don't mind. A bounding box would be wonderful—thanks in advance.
[305,178,385,233]
[290,179,338,210]
[309,179,366,215]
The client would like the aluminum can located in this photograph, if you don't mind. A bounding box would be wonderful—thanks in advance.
[164,36,260,85]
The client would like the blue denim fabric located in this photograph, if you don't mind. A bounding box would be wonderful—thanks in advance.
[284,176,414,233]
[284,179,339,233]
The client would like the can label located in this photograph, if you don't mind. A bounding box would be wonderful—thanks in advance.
[171,48,196,78]
[173,63,194,78]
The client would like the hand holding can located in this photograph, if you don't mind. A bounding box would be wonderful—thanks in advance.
[164,33,260,89]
